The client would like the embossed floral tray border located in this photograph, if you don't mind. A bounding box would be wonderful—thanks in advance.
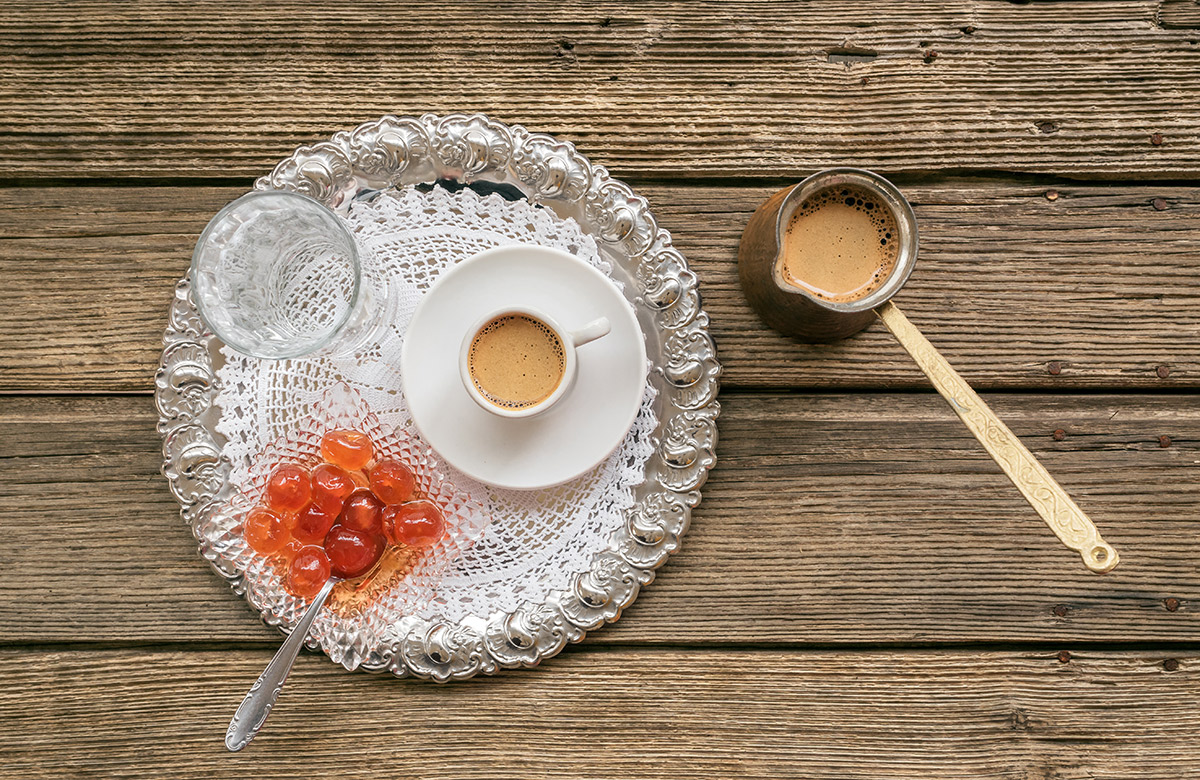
[155,113,720,680]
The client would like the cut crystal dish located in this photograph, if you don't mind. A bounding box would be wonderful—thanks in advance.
[215,383,487,670]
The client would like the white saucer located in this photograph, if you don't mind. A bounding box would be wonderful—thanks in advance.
[401,245,648,490]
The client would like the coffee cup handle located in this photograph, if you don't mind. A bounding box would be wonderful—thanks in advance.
[568,317,611,347]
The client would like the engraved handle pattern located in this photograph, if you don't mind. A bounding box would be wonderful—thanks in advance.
[876,301,1119,574]
[225,577,339,751]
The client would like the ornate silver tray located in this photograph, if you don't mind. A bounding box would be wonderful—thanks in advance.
[156,113,720,680]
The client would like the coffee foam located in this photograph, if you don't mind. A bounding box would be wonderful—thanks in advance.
[781,185,899,303]
[467,314,566,410]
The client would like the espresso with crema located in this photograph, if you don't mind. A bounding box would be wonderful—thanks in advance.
[780,185,899,303]
[467,314,566,410]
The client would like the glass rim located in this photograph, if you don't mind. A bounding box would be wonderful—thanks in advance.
[190,189,361,359]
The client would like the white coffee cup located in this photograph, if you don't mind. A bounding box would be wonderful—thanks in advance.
[459,305,611,419]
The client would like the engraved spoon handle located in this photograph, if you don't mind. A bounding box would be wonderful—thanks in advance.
[875,301,1119,574]
[225,577,339,751]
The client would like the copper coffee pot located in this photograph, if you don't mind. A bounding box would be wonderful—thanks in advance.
[739,168,1120,574]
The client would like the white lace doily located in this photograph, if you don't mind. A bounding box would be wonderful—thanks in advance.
[215,185,658,624]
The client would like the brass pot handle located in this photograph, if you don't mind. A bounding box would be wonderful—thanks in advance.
[876,301,1119,574]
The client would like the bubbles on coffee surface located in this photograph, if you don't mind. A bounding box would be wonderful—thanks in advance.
[782,185,900,303]
[468,314,566,410]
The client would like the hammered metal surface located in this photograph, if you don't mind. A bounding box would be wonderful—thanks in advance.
[156,113,721,679]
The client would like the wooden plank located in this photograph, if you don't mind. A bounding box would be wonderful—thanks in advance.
[0,647,1196,779]
[3,393,1198,646]
[663,181,1200,391]
[2,182,1198,392]
[1159,0,1200,28]
[0,1,1198,180]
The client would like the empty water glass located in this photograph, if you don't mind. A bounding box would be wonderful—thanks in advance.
[191,191,375,359]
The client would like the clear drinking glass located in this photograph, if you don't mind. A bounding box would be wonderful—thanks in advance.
[191,191,373,359]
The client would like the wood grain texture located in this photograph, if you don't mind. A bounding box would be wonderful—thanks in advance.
[1159,0,1200,28]
[1,1,1198,180]
[1,181,1198,392]
[0,647,1196,779]
[2,2,1197,774]
[4,393,1198,646]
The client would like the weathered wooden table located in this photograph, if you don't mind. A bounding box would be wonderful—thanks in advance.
[3,2,1200,777]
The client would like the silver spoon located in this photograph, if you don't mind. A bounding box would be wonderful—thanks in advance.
[225,576,341,751]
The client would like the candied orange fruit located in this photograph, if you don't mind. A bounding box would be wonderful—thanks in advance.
[384,500,445,549]
[287,546,331,598]
[369,459,417,505]
[340,490,384,535]
[320,430,374,471]
[311,463,356,515]
[242,427,448,599]
[325,525,385,579]
[266,464,312,513]
[293,502,337,545]
[244,507,289,555]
